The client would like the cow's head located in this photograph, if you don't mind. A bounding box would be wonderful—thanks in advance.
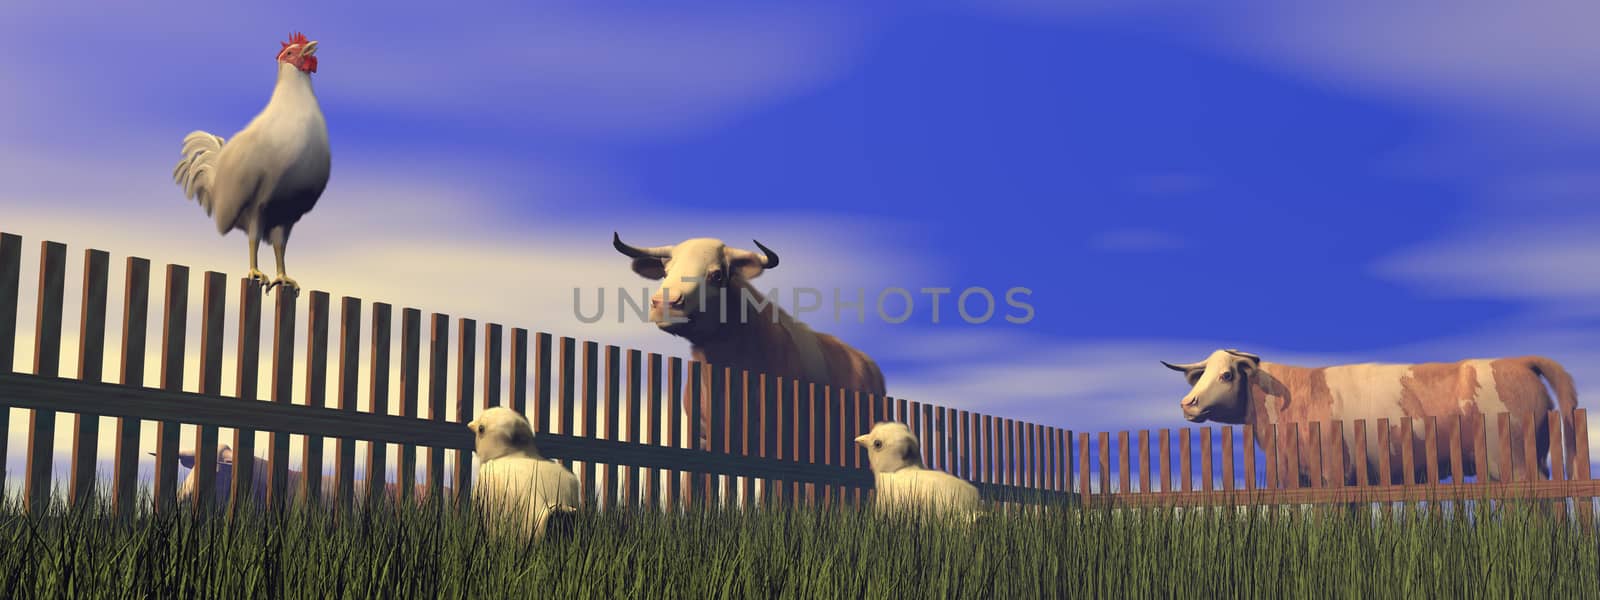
[1161,348,1260,424]
[613,233,780,338]
[470,406,538,462]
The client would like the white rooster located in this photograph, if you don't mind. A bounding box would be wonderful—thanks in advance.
[173,32,330,294]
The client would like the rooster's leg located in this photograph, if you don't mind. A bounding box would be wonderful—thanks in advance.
[246,227,270,291]
[266,231,299,294]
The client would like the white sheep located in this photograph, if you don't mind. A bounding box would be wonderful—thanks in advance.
[468,406,582,542]
[855,421,982,523]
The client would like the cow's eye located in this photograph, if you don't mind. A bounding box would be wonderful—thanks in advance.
[706,270,724,285]
[1221,371,1234,382]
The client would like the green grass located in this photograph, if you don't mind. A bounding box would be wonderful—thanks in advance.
[0,486,1596,599]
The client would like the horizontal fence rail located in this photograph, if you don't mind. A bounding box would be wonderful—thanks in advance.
[0,232,1073,515]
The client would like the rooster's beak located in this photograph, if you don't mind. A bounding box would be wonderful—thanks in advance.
[302,41,319,56]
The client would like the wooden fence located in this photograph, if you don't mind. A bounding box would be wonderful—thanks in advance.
[0,232,1072,515]
[1075,410,1598,517]
[1,231,1595,520]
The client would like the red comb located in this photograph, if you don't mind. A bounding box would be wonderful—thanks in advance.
[280,31,311,48]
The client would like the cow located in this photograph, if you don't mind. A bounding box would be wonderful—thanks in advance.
[161,444,447,507]
[613,233,886,450]
[1161,349,1579,486]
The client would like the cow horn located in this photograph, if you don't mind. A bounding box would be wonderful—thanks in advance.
[1162,360,1205,372]
[727,240,780,269]
[751,239,779,268]
[613,232,673,258]
[1222,349,1261,364]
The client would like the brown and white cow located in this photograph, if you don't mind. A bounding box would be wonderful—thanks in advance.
[613,233,886,449]
[1161,349,1579,486]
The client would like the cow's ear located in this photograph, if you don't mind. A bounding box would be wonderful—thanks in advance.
[729,255,767,281]
[631,257,667,280]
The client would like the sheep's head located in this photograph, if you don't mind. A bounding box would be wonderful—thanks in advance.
[468,407,539,462]
[855,422,923,473]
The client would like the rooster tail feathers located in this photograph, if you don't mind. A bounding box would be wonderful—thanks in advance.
[173,131,227,215]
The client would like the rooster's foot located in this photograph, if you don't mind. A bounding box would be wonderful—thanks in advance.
[266,274,300,295]
[247,269,271,291]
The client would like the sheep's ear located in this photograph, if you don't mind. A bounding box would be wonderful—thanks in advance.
[177,451,197,469]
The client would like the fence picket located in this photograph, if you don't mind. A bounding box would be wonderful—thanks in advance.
[69,250,110,507]
[1179,429,1192,493]
[1243,425,1255,491]
[229,278,262,513]
[27,241,67,514]
[1221,426,1234,492]
[424,314,449,502]
[453,319,476,505]
[302,291,330,505]
[266,288,297,510]
[1201,428,1213,493]
[397,309,422,502]
[365,303,391,503]
[626,349,642,508]
[0,234,22,489]
[153,263,187,514]
[335,296,360,510]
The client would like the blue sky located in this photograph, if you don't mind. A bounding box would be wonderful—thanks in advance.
[3,1,1600,487]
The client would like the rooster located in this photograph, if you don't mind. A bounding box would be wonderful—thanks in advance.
[173,32,330,294]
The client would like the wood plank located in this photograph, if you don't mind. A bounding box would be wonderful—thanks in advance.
[1399,417,1415,488]
[792,380,806,502]
[1353,419,1369,487]
[1159,429,1172,493]
[688,363,706,508]
[601,345,620,510]
[1078,432,1090,498]
[0,234,21,486]
[364,303,391,503]
[396,308,422,501]
[580,341,599,504]
[1497,412,1512,483]
[508,328,528,417]
[228,277,263,514]
[27,241,67,514]
[1221,426,1234,492]
[1548,410,1566,482]
[334,296,360,510]
[987,415,999,485]
[1138,430,1150,494]
[1096,432,1110,499]
[1327,420,1344,489]
[1242,424,1255,491]
[1449,415,1465,485]
[1201,428,1214,493]
[301,291,330,505]
[1117,431,1130,495]
[625,349,642,508]
[1265,424,1279,490]
[1376,418,1391,488]
[1424,416,1440,487]
[69,249,110,507]
[1286,423,1301,490]
[483,323,502,412]
[558,336,576,439]
[266,287,297,510]
[533,332,553,431]
[800,381,814,505]
[1061,428,1071,496]
[191,272,228,506]
[423,314,450,502]
[1473,413,1490,484]
[453,318,477,505]
[667,357,683,509]
[1179,428,1192,493]
[1522,413,1539,482]
[1306,422,1322,489]
[152,262,187,514]
[645,353,663,508]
